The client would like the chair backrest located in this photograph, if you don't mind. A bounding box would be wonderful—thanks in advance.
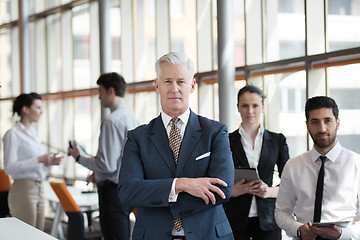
[0,169,11,192]
[50,181,80,212]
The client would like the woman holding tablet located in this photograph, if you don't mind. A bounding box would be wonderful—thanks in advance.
[2,93,62,230]
[223,85,289,240]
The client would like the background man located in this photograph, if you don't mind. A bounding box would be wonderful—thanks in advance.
[69,72,139,240]
[275,96,360,240]
[118,52,234,240]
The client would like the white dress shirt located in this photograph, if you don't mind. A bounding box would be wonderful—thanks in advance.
[2,121,50,181]
[78,103,139,184]
[161,108,190,236]
[238,124,264,217]
[275,142,360,239]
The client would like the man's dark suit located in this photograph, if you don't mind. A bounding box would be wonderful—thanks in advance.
[118,110,234,240]
[223,129,289,235]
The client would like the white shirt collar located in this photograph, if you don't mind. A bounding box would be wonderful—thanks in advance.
[238,123,265,138]
[310,140,341,163]
[161,108,190,127]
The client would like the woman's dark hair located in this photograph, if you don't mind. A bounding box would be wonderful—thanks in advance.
[237,85,266,105]
[12,92,42,116]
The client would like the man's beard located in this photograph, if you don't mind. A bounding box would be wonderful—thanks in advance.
[311,131,337,149]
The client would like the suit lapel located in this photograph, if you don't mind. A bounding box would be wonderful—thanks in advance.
[230,131,250,167]
[175,111,202,176]
[150,115,176,175]
[258,130,272,170]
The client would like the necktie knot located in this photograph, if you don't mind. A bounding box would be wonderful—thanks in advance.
[319,155,326,163]
[171,118,179,126]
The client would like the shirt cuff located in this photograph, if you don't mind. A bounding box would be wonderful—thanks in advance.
[339,227,351,239]
[169,178,179,202]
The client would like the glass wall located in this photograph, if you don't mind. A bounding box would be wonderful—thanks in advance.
[1,0,360,180]
[328,63,360,154]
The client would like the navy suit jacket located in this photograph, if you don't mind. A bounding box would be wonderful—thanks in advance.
[223,129,289,233]
[118,110,234,240]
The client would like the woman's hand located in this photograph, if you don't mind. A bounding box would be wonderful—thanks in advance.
[38,152,63,166]
[251,180,279,198]
[231,179,259,197]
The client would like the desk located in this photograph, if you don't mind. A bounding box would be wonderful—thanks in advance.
[44,182,98,239]
[0,217,57,240]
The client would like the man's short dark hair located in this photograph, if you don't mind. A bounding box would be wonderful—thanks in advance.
[96,72,127,97]
[237,85,266,105]
[305,96,339,121]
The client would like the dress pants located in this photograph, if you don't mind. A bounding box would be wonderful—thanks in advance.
[233,217,281,240]
[8,179,45,230]
[98,180,133,240]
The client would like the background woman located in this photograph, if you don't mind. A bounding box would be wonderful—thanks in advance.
[2,92,62,230]
[223,85,289,240]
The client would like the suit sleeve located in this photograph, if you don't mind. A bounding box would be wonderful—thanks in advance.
[169,124,234,219]
[118,130,174,208]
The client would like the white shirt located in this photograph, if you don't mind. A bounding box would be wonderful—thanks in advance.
[78,103,139,184]
[2,121,50,181]
[238,124,264,217]
[275,142,360,239]
[161,108,190,236]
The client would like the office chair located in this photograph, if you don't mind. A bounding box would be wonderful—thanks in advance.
[0,169,11,218]
[50,181,101,240]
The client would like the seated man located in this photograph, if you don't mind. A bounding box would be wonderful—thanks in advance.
[275,96,360,240]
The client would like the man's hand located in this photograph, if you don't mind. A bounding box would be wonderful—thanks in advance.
[175,177,228,205]
[87,172,96,185]
[231,179,258,197]
[68,141,80,160]
[309,224,342,239]
[298,222,317,240]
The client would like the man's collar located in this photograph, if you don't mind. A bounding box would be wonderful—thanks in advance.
[310,141,341,163]
[161,108,190,126]
[110,103,124,112]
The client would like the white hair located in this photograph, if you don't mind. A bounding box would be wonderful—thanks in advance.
[155,52,195,80]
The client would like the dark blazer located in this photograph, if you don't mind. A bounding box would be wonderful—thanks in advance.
[118,110,234,240]
[223,129,289,233]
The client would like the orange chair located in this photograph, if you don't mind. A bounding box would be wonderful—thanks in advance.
[50,181,101,240]
[0,169,12,218]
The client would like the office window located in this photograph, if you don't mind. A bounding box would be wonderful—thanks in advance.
[134,0,157,81]
[264,0,305,61]
[327,0,360,51]
[234,0,245,67]
[0,0,10,24]
[47,15,62,93]
[264,71,307,158]
[170,0,184,19]
[110,3,121,72]
[328,63,360,154]
[72,5,91,89]
[170,0,197,67]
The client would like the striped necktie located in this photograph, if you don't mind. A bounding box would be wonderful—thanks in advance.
[169,118,183,231]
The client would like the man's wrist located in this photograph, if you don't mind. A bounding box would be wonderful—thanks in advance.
[75,155,80,162]
[296,226,302,239]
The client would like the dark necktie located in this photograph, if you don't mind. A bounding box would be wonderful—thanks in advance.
[313,156,326,223]
[169,118,183,231]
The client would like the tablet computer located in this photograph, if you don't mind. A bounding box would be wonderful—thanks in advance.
[312,221,350,228]
[234,167,260,184]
